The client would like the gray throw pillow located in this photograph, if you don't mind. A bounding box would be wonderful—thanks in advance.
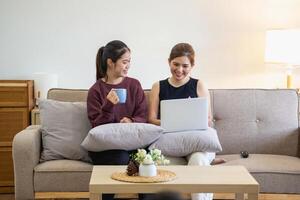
[149,127,222,157]
[39,99,91,163]
[81,123,164,152]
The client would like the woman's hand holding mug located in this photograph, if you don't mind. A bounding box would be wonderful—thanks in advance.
[107,88,127,104]
[107,90,119,104]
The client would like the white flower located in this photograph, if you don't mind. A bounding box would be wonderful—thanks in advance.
[137,149,147,157]
[134,149,148,164]
[143,154,154,164]
[150,149,162,162]
[151,149,161,156]
[133,148,170,166]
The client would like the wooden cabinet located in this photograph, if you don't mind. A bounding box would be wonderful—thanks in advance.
[0,80,34,193]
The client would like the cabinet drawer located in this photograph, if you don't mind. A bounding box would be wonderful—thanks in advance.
[0,83,29,107]
[0,108,29,146]
[0,147,14,187]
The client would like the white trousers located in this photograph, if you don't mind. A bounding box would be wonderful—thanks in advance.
[186,152,215,200]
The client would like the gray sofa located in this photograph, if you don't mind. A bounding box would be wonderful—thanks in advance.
[13,89,300,200]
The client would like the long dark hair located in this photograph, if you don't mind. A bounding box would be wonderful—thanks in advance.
[169,43,195,66]
[96,40,130,80]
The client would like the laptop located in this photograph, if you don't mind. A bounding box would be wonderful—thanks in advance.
[160,97,208,132]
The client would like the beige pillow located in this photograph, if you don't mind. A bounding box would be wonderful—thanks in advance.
[81,123,164,152]
[149,127,222,157]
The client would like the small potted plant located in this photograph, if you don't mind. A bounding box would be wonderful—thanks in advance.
[131,149,170,177]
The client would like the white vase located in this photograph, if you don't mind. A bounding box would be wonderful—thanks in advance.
[139,164,157,177]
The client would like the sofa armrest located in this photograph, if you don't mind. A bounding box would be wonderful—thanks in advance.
[13,125,42,200]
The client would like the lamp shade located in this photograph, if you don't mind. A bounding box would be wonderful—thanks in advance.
[33,73,58,100]
[265,29,300,66]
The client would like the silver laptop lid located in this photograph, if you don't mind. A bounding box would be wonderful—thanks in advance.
[160,97,208,132]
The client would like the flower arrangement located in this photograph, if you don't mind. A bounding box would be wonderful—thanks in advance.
[126,149,170,176]
[133,149,170,165]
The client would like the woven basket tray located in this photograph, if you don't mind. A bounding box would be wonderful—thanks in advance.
[111,169,176,183]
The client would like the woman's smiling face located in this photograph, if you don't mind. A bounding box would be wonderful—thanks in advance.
[169,56,193,81]
[111,50,131,77]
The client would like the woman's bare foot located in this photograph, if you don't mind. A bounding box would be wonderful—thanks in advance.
[211,158,226,165]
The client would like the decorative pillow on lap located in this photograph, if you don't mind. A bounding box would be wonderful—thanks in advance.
[81,123,164,152]
[39,99,91,163]
[149,127,222,157]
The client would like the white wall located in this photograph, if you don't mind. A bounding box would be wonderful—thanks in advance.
[1,0,300,89]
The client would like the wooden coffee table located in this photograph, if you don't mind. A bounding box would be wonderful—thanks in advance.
[89,165,259,200]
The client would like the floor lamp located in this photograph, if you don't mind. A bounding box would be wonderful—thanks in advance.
[265,29,300,88]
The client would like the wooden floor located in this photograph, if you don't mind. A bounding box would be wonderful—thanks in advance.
[1,193,300,200]
[0,195,88,200]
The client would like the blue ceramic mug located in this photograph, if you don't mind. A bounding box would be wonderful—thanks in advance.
[113,88,127,103]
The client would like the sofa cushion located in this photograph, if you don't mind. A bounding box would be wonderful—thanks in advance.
[217,154,300,174]
[81,123,164,152]
[216,154,300,193]
[34,160,92,192]
[211,89,299,156]
[149,128,222,157]
[252,173,300,194]
[39,99,91,163]
[34,159,93,172]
